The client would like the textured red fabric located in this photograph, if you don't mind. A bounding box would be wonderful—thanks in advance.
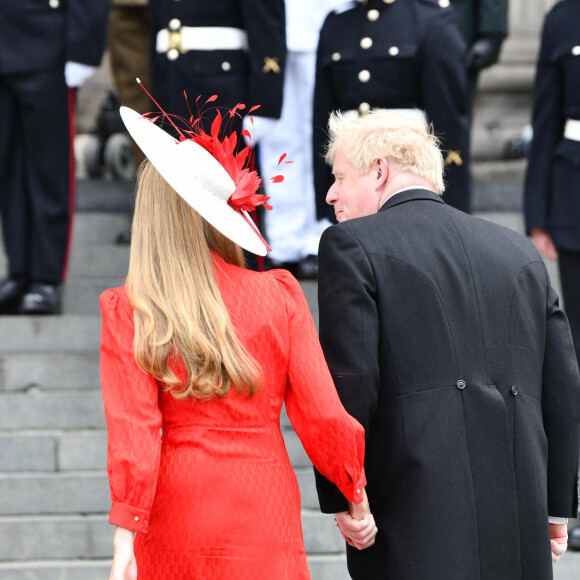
[100,254,366,579]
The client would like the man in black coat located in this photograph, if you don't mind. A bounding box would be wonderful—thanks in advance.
[313,0,471,216]
[0,0,108,314]
[315,110,580,579]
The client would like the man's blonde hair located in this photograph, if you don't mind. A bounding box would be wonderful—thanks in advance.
[325,110,445,194]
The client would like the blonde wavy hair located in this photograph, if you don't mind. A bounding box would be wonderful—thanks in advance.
[325,110,445,194]
[126,161,262,400]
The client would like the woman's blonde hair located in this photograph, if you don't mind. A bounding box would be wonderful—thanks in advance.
[126,161,262,400]
[325,110,445,194]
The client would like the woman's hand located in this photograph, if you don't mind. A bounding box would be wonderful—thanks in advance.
[109,526,137,580]
[335,489,378,550]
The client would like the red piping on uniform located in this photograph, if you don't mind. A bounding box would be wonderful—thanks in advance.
[61,87,76,282]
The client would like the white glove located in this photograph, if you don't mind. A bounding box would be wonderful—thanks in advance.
[65,61,96,88]
[242,115,278,147]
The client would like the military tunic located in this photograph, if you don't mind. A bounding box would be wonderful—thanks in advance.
[149,0,286,126]
[313,0,471,218]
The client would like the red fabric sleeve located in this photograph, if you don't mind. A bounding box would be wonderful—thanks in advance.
[100,288,163,534]
[272,270,367,504]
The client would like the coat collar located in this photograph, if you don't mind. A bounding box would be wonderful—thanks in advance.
[378,188,445,212]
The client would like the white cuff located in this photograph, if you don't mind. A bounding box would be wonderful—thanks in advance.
[65,61,96,88]
[548,516,568,525]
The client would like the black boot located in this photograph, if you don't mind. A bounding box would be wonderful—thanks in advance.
[20,282,61,315]
[0,278,28,314]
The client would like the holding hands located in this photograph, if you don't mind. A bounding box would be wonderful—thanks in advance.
[109,527,137,580]
[335,489,378,550]
[550,523,568,563]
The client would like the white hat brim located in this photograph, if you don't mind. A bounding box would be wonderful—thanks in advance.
[120,106,268,256]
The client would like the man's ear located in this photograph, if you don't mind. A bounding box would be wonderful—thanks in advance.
[375,158,389,191]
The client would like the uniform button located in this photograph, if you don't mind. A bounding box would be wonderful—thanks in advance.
[49,0,59,8]
[221,61,231,72]
[573,46,580,56]
[167,48,179,61]
[360,37,373,50]
[332,52,341,62]
[439,0,450,6]
[168,18,181,31]
[134,516,139,522]
[367,9,380,21]
[388,46,400,56]
[511,386,518,396]
[383,0,396,3]
[358,102,371,115]
[358,69,371,83]
[456,379,466,390]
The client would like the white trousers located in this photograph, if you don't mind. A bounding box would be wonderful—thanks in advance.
[259,50,331,263]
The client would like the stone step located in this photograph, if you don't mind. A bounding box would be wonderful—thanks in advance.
[0,390,104,430]
[0,352,99,391]
[0,511,342,561]
[0,316,100,352]
[62,278,122,315]
[70,212,130,246]
[0,428,310,473]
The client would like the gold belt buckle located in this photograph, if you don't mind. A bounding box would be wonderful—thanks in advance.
[168,28,185,54]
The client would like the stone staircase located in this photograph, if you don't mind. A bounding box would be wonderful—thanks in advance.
[0,190,348,580]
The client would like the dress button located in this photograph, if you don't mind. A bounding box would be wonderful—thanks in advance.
[358,102,371,115]
[511,386,518,396]
[134,516,139,522]
[168,18,181,31]
[439,0,450,6]
[221,61,231,72]
[167,48,179,61]
[388,46,399,56]
[358,69,371,83]
[356,489,361,494]
[49,0,59,8]
[360,37,373,50]
[332,52,341,62]
[573,46,580,56]
[456,379,466,390]
[367,9,380,22]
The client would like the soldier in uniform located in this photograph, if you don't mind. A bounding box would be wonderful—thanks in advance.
[449,0,509,106]
[313,0,471,216]
[523,0,580,549]
[0,0,109,314]
[149,0,286,133]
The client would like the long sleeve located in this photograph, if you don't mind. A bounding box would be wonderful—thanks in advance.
[315,225,380,513]
[477,0,508,38]
[272,270,366,510]
[66,0,109,66]
[523,13,564,232]
[541,265,580,517]
[100,288,163,534]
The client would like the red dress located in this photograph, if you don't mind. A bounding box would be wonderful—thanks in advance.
[100,255,366,579]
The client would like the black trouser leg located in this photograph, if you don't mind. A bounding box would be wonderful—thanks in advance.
[558,249,580,366]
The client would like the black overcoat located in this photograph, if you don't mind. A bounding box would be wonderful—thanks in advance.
[315,189,580,580]
[450,0,508,45]
[313,0,470,218]
[150,0,286,122]
[524,0,580,252]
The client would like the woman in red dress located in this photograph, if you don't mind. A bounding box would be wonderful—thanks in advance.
[100,104,377,580]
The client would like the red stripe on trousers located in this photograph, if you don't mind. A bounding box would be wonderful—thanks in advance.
[61,87,76,281]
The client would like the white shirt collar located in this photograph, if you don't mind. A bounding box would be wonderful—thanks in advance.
[379,186,433,210]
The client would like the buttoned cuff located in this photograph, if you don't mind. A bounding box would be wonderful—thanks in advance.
[109,501,150,533]
[548,516,569,525]
[338,471,368,505]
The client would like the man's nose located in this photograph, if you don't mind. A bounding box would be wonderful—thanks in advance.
[326,183,337,205]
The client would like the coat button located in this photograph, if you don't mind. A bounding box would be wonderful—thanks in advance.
[221,61,231,72]
[388,46,400,56]
[367,9,380,21]
[358,102,371,115]
[439,0,450,6]
[360,37,373,50]
[358,69,371,83]
[49,0,59,8]
[332,52,341,62]
[456,379,466,390]
[168,18,181,31]
[511,386,518,396]
[167,48,179,61]
[573,46,580,56]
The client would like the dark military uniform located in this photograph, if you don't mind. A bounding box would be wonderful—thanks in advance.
[0,0,108,284]
[524,0,580,367]
[149,0,286,127]
[313,0,471,218]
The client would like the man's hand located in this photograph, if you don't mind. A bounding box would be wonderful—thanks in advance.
[334,489,378,550]
[465,36,504,71]
[530,227,559,260]
[550,523,568,563]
